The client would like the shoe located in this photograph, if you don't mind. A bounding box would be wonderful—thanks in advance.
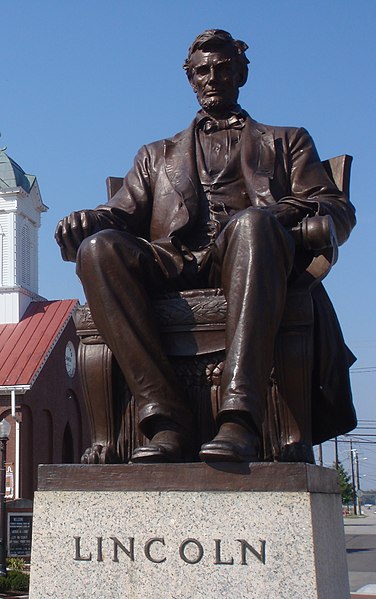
[199,422,260,463]
[130,429,185,463]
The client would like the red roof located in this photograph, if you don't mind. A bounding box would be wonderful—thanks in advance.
[0,299,78,388]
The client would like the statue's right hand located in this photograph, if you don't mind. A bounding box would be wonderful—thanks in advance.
[55,210,98,262]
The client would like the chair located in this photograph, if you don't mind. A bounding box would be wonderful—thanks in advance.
[74,155,352,463]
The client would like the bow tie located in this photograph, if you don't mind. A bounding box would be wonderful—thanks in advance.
[200,114,245,133]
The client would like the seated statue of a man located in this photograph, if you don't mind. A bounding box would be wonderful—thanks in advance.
[55,29,356,464]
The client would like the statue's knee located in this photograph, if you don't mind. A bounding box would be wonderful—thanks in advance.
[77,231,104,260]
[77,230,151,281]
[229,207,275,236]
[76,230,118,275]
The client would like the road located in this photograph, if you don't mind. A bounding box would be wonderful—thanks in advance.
[345,509,376,593]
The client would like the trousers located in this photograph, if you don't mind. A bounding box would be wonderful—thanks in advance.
[76,207,295,439]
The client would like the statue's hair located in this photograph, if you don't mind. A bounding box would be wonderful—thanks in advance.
[183,29,249,85]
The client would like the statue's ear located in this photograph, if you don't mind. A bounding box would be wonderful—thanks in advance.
[188,74,197,93]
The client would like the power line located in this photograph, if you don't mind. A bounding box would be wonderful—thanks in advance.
[328,438,376,445]
[351,427,376,431]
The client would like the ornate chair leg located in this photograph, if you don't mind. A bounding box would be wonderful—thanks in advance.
[74,307,120,463]
[77,337,121,463]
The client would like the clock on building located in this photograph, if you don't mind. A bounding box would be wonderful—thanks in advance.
[65,341,76,378]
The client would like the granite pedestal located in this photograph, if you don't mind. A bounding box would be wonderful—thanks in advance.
[29,463,350,599]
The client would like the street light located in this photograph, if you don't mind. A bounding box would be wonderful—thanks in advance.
[355,454,368,515]
[350,441,357,515]
[0,419,11,577]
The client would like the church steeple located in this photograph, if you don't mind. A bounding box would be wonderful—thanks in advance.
[0,148,48,323]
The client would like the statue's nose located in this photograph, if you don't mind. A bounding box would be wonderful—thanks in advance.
[208,66,218,82]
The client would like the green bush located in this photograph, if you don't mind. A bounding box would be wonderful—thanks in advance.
[0,568,30,592]
[7,569,30,590]
[0,574,10,592]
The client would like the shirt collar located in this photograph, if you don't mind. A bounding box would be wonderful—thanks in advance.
[196,105,246,133]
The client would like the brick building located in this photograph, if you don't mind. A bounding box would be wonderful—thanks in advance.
[0,148,89,503]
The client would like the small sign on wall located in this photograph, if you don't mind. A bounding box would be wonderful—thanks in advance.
[8,513,33,557]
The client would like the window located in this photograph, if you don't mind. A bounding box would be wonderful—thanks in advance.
[21,224,31,286]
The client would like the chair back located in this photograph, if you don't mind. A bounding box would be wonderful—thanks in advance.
[322,154,352,198]
[106,176,123,200]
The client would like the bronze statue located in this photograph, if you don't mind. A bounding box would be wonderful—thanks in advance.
[55,30,356,465]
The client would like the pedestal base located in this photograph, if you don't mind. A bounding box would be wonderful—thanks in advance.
[29,463,350,599]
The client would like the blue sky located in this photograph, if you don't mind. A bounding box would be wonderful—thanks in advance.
[2,1,376,486]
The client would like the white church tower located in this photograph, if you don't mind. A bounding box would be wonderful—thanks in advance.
[0,148,48,323]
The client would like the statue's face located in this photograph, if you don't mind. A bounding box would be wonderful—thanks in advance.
[189,48,242,115]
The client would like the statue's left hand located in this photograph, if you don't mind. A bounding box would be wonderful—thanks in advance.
[55,210,99,262]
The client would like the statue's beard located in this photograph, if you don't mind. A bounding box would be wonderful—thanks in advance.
[199,95,232,115]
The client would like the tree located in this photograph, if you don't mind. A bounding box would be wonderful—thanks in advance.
[335,462,353,505]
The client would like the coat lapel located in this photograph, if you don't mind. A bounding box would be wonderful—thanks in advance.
[164,120,200,223]
[241,117,276,207]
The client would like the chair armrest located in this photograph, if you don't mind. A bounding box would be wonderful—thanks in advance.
[289,215,337,251]
[290,215,339,288]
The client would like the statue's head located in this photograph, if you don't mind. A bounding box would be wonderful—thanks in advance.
[183,30,250,116]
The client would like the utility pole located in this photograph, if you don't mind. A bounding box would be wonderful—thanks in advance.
[354,449,362,515]
[350,439,357,516]
[334,437,339,469]
[318,444,323,466]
